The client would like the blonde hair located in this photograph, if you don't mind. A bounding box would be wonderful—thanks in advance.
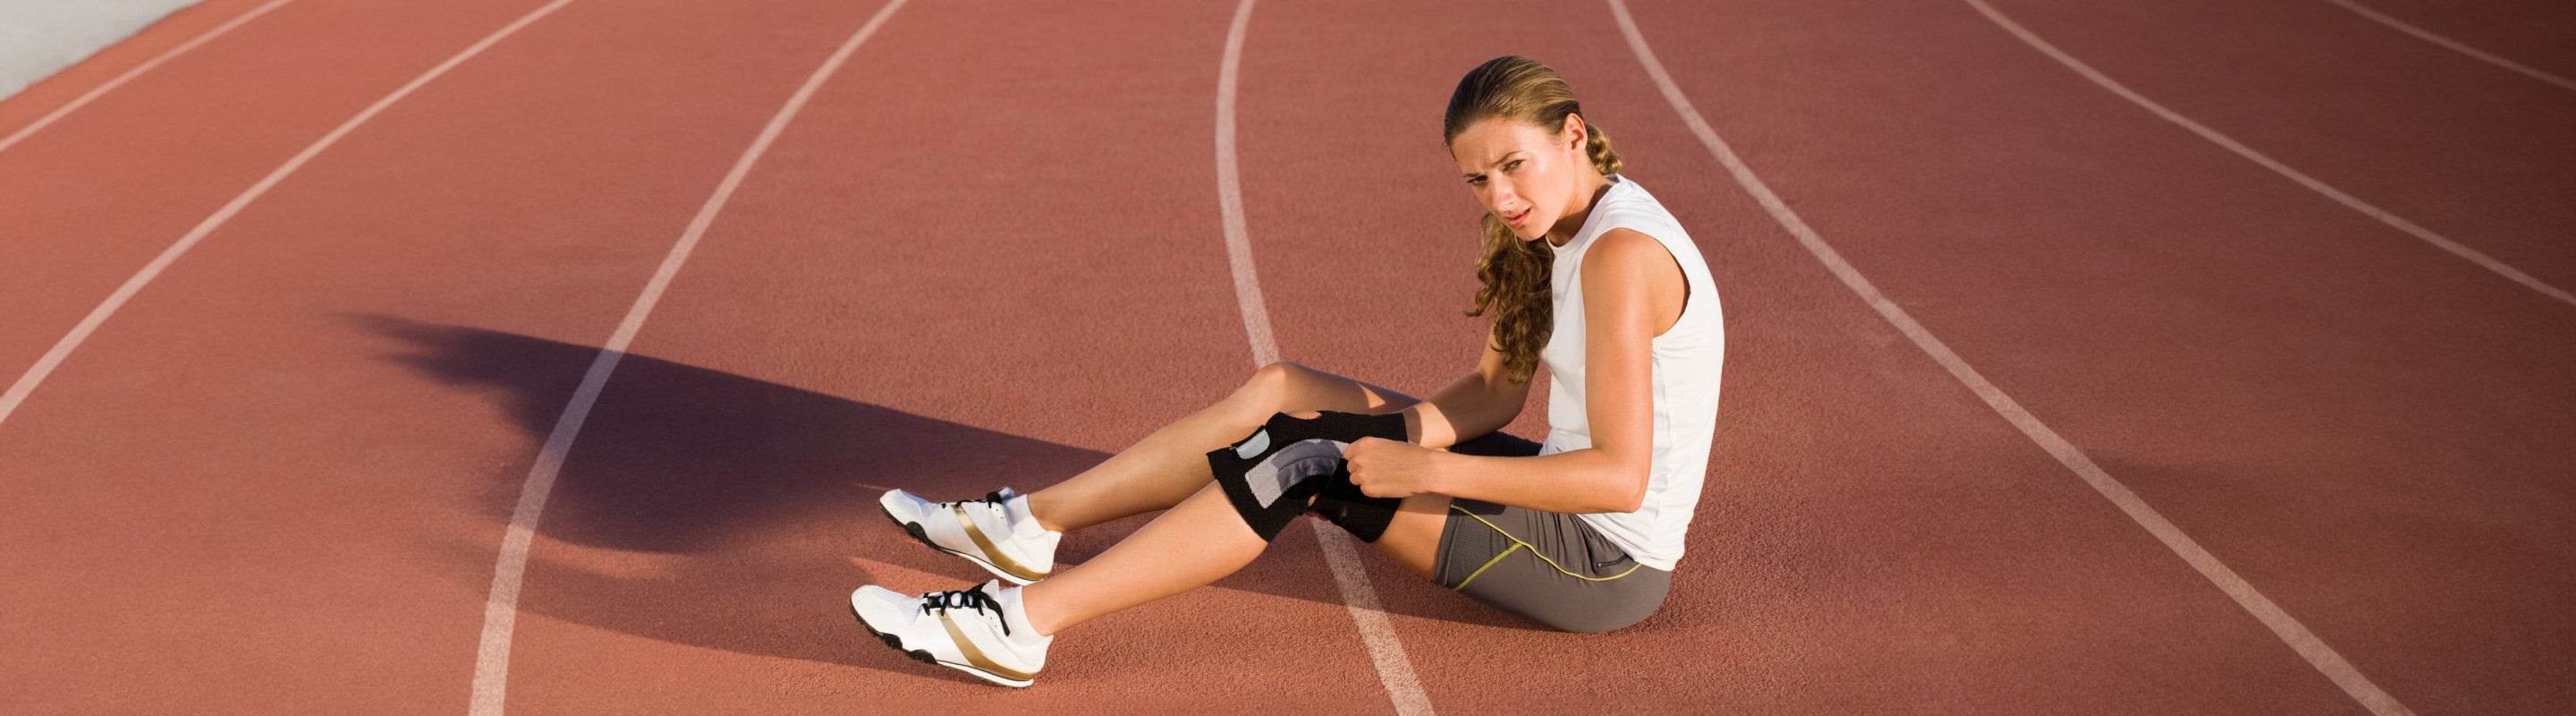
[1445,55,1623,383]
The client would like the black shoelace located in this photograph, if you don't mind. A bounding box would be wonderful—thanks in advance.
[919,585,1010,636]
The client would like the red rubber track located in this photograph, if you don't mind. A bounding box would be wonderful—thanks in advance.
[1984,0,2576,294]
[0,0,945,711]
[0,0,271,136]
[2320,0,2576,84]
[0,0,2566,712]
[484,0,1405,711]
[1608,0,2572,712]
[0,0,562,394]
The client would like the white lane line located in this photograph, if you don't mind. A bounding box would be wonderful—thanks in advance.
[0,0,300,155]
[464,1,908,712]
[1212,1,1431,714]
[2323,0,2576,93]
[0,0,580,433]
[1214,0,1278,368]
[1959,0,2574,309]
[1605,2,2418,715]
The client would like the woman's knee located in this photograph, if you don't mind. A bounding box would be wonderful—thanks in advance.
[1232,361,1311,413]
[1228,362,1412,423]
[1250,361,1310,389]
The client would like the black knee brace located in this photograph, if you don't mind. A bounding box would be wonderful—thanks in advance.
[1208,411,1410,542]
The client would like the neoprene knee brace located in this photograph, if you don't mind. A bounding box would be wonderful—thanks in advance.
[1208,411,1410,542]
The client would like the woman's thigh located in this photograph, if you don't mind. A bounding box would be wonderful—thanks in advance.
[1366,493,1453,580]
[1364,430,1546,580]
[1263,362,1417,416]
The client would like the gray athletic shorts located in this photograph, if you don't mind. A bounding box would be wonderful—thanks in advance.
[1432,432,1674,634]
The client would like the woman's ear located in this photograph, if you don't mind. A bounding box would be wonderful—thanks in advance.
[1562,113,1588,152]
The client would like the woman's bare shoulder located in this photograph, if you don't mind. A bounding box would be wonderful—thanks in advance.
[1579,228,1681,286]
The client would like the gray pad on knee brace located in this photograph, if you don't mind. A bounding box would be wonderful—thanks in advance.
[1209,411,1409,541]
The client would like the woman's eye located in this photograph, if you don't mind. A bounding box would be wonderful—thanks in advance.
[1467,176,1486,186]
[1504,159,1522,171]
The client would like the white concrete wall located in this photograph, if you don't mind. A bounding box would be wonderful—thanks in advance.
[1,0,206,101]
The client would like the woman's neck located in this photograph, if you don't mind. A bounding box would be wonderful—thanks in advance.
[1545,174,1615,248]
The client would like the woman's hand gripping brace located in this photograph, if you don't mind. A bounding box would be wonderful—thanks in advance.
[1344,436,1447,499]
[1208,410,1412,542]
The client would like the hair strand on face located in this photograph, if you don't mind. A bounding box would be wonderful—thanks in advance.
[1446,55,1623,383]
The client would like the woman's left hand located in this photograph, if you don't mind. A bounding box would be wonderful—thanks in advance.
[1344,437,1444,499]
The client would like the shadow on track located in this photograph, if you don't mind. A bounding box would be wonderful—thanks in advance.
[360,319,1537,669]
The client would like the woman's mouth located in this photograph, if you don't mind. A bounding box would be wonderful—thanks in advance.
[1504,208,1531,229]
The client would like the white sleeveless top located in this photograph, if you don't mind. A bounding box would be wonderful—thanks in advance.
[1539,175,1724,571]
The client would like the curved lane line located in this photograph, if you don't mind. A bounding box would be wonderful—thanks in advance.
[1214,0,1277,367]
[463,1,910,712]
[1605,1,2418,714]
[1211,1,1431,713]
[2323,0,2576,92]
[1958,0,2573,308]
[0,0,300,155]
[0,0,581,434]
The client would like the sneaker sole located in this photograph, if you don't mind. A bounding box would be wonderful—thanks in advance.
[848,598,1035,688]
[878,501,1043,586]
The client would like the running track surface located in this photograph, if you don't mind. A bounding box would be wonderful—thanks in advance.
[2,0,2569,712]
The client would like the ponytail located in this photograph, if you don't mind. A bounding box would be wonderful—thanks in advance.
[1466,212,1552,381]
[1582,117,1622,175]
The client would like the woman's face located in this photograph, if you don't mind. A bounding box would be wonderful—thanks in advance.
[1451,114,1591,243]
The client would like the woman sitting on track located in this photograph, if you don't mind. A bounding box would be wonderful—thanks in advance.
[851,55,1724,687]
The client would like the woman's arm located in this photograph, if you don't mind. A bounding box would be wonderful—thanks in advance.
[1399,337,1533,450]
[1352,228,1682,514]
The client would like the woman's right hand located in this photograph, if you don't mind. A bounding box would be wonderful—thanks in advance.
[1344,437,1446,499]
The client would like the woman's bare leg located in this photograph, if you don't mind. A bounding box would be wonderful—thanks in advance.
[1365,493,1455,580]
[1023,362,1412,533]
[1019,483,1263,635]
[1020,488,1456,635]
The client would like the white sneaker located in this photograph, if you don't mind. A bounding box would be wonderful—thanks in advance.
[849,580,1049,687]
[879,487,1060,585]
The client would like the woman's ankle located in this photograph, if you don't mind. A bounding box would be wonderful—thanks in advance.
[1023,490,1073,533]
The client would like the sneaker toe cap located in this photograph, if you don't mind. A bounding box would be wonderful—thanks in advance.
[877,489,933,523]
[850,585,917,627]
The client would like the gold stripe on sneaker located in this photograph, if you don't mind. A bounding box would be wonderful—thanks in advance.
[952,504,1050,582]
[939,611,1038,681]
